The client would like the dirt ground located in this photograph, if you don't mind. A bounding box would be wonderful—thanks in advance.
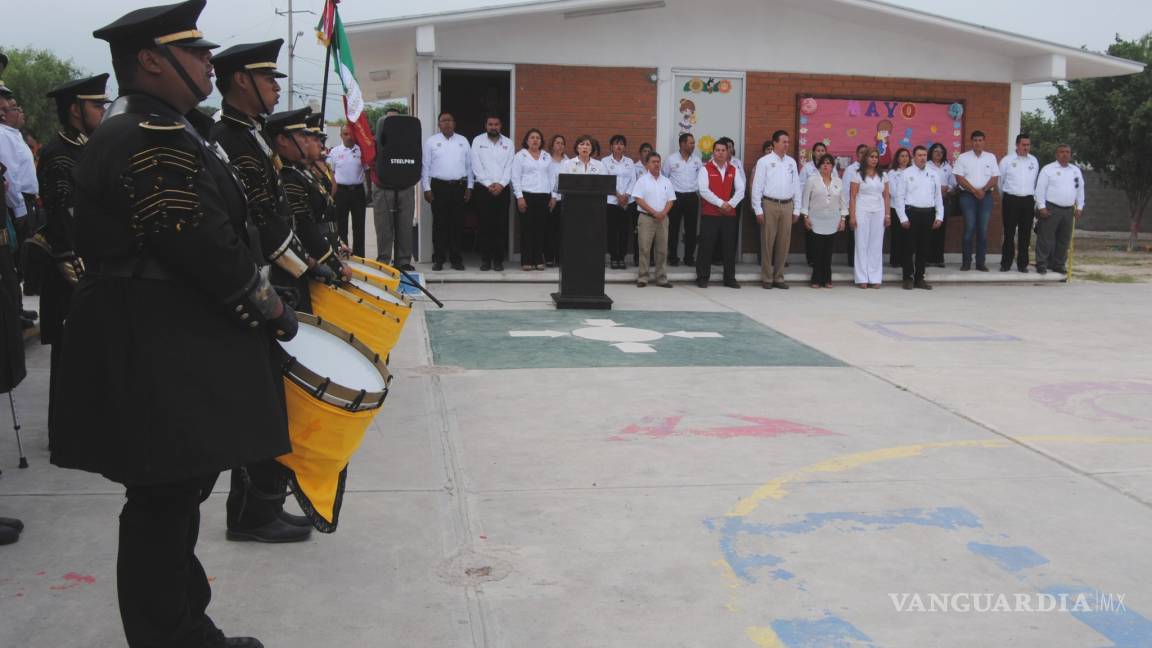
[1068,231,1152,283]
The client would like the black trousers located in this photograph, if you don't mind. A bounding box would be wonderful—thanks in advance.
[430,179,466,264]
[902,207,935,281]
[888,208,906,267]
[696,215,738,282]
[810,232,835,285]
[119,473,221,648]
[1001,193,1035,270]
[545,200,563,264]
[475,187,510,263]
[843,222,855,266]
[606,203,629,262]
[520,193,549,267]
[668,192,700,263]
[334,183,367,257]
[226,458,288,530]
[928,194,953,263]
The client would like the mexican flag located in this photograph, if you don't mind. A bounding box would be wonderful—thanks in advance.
[317,0,376,170]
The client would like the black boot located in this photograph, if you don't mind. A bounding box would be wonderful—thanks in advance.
[226,517,311,543]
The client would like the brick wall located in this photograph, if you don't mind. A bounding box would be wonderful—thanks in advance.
[744,72,1011,254]
[515,64,657,155]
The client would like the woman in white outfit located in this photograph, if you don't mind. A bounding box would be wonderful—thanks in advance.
[849,147,890,288]
[511,128,555,270]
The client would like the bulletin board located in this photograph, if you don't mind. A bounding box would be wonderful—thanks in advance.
[795,95,966,169]
[673,71,745,163]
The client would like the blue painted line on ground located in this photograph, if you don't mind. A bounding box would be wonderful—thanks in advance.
[857,320,1020,342]
[967,542,1050,573]
[1041,585,1151,647]
[770,615,877,647]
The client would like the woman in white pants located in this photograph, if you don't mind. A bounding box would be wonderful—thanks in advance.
[849,147,890,288]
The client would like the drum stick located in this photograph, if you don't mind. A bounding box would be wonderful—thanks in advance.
[395,269,444,308]
[8,392,27,469]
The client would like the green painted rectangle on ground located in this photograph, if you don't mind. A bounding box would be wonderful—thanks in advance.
[425,310,844,369]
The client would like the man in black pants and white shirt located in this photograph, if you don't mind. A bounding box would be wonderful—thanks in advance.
[329,125,368,256]
[997,133,1039,272]
[893,146,944,290]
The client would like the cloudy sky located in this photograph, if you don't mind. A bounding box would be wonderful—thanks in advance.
[2,0,1149,115]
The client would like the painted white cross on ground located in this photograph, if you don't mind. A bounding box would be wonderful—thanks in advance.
[508,319,723,353]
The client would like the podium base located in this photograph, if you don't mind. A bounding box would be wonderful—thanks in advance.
[551,292,613,310]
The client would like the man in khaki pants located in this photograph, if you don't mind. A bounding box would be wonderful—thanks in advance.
[750,130,802,289]
[630,152,676,287]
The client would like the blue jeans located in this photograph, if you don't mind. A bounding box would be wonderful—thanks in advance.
[958,191,993,265]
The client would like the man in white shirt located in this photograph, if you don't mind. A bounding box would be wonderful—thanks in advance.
[328,125,368,256]
[1033,144,1085,275]
[0,92,38,224]
[892,146,945,290]
[470,115,513,271]
[695,137,745,288]
[662,133,702,267]
[953,130,1000,271]
[997,133,1040,272]
[751,130,802,288]
[421,111,473,270]
[631,153,676,288]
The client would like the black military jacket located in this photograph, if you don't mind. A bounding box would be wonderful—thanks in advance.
[36,129,85,345]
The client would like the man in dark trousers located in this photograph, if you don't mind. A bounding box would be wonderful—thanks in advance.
[210,40,314,544]
[50,2,298,646]
[329,124,368,256]
[695,137,745,288]
[37,73,109,444]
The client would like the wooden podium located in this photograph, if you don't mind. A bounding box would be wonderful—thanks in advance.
[552,174,616,309]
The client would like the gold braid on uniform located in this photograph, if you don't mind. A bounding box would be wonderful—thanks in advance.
[230,153,276,227]
[45,155,77,212]
[124,136,203,237]
[283,175,316,225]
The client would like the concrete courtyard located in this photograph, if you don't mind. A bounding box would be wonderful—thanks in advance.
[2,276,1151,647]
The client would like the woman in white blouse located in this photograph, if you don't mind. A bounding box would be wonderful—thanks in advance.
[886,147,912,268]
[800,154,847,288]
[927,142,955,267]
[849,147,890,288]
[512,128,554,270]
[561,134,606,175]
[545,134,568,266]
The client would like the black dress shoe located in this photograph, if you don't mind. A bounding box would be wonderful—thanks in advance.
[915,280,933,290]
[432,262,444,271]
[1018,266,1029,273]
[399,263,416,272]
[1036,267,1048,275]
[695,279,708,288]
[683,257,694,265]
[772,282,789,290]
[658,282,673,288]
[976,264,989,272]
[903,278,914,290]
[493,262,504,272]
[762,282,773,289]
[669,258,680,267]
[21,309,37,320]
[278,510,311,527]
[1052,267,1067,274]
[226,518,311,543]
[451,262,465,271]
[999,265,1011,272]
[723,280,741,289]
[480,261,492,271]
[960,262,971,271]
[0,517,24,532]
[0,526,18,546]
[206,628,265,648]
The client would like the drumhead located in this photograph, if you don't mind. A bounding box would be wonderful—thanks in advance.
[349,277,405,305]
[347,260,396,281]
[282,324,388,392]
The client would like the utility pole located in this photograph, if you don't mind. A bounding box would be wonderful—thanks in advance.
[275,0,314,110]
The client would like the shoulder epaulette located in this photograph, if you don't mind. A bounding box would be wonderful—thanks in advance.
[139,118,186,132]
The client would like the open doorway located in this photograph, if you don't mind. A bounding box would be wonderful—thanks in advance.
[438,67,513,260]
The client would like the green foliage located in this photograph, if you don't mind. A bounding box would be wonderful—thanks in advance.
[0,46,85,144]
[1019,109,1066,166]
[1049,33,1152,245]
[363,101,408,133]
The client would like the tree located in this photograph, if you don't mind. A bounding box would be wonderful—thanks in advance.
[0,46,85,144]
[363,101,408,133]
[1019,109,1066,166]
[1050,34,1152,250]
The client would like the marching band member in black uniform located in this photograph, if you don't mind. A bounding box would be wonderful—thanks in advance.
[50,2,296,646]
[37,73,109,444]
[209,40,314,543]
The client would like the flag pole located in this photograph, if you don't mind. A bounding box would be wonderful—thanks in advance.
[318,2,335,124]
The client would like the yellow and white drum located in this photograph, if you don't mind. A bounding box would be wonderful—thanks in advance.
[345,255,401,292]
[344,277,412,325]
[309,282,405,357]
[277,314,392,531]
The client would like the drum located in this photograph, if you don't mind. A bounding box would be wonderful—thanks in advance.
[344,277,412,329]
[277,313,391,532]
[309,282,405,357]
[345,255,401,292]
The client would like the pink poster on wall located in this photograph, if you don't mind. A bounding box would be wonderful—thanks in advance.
[795,95,966,169]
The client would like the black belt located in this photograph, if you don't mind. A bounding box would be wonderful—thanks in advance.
[1004,193,1034,199]
[1046,202,1074,209]
[337,183,364,189]
[906,205,936,212]
[761,196,793,204]
[85,256,175,281]
[431,178,467,187]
